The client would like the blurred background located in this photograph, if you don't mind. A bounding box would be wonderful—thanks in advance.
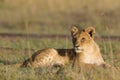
[0,0,120,36]
[0,1,120,80]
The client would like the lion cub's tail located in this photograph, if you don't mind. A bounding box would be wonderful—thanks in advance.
[4,63,22,68]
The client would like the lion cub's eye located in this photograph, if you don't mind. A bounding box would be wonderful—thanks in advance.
[81,37,86,42]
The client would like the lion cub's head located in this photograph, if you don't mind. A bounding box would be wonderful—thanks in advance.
[71,26,95,53]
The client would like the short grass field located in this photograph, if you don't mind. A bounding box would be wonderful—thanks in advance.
[0,38,120,80]
[0,0,120,80]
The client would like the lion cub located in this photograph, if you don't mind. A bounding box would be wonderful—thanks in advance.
[20,26,109,68]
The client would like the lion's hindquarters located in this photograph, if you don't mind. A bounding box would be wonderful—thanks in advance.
[21,48,61,67]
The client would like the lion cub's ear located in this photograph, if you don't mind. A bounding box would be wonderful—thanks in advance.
[85,27,95,38]
[71,26,79,36]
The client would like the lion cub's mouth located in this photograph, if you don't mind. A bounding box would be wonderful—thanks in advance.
[74,47,84,53]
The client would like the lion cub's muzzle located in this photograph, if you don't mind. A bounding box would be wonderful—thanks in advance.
[74,46,84,53]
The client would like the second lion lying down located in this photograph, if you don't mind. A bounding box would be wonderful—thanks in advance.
[16,27,110,68]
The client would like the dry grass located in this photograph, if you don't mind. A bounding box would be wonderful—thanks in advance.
[0,0,120,80]
[0,37,120,80]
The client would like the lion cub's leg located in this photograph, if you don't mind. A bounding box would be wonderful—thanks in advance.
[101,63,120,71]
[101,63,111,68]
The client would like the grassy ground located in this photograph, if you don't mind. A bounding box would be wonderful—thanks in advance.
[0,37,120,80]
[0,0,120,80]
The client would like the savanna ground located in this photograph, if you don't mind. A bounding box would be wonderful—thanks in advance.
[0,0,120,80]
